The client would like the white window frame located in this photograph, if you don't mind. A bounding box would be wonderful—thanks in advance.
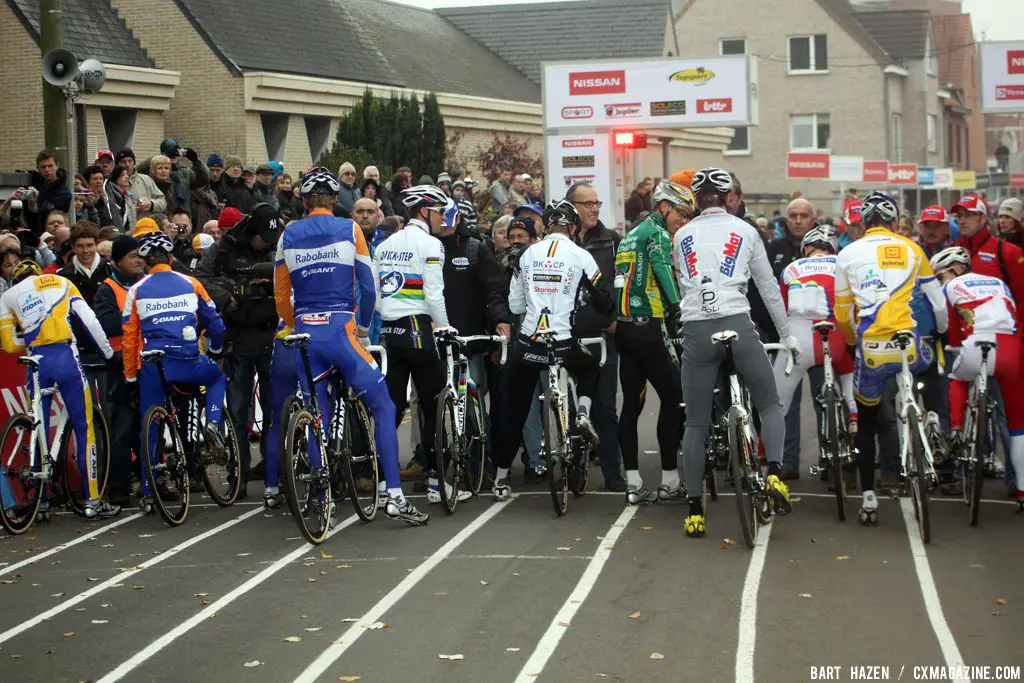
[927,113,937,153]
[719,38,747,56]
[724,126,750,156]
[787,34,828,74]
[789,113,831,152]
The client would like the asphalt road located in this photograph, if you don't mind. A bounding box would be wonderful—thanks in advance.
[2,388,1022,683]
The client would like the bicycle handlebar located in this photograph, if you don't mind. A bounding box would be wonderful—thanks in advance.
[366,344,388,376]
[762,343,795,376]
[579,336,607,368]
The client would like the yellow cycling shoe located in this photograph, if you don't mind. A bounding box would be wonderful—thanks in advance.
[684,514,705,538]
[766,474,792,515]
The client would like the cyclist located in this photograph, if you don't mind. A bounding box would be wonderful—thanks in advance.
[275,168,428,525]
[122,232,230,511]
[929,246,1024,505]
[491,199,612,501]
[773,226,856,433]
[613,180,692,504]
[0,259,120,520]
[834,192,948,526]
[673,167,799,538]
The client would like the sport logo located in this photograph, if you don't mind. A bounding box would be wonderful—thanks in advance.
[697,98,732,114]
[668,67,715,86]
[720,233,743,276]
[878,244,907,269]
[293,246,340,264]
[604,102,642,118]
[300,313,330,325]
[379,271,405,297]
[568,70,626,96]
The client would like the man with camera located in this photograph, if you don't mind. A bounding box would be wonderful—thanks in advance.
[195,203,281,494]
[139,140,211,221]
[19,149,71,233]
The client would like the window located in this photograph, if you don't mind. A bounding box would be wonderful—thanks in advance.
[304,116,332,165]
[788,35,828,73]
[100,108,137,154]
[926,30,937,76]
[927,114,937,153]
[720,38,746,55]
[789,113,830,150]
[260,113,289,161]
[890,113,902,162]
[726,127,750,154]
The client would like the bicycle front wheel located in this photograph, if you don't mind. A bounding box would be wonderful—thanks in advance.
[729,415,757,549]
[142,405,190,526]
[825,394,846,522]
[967,396,987,527]
[341,397,379,522]
[544,391,568,516]
[0,414,42,535]
[283,406,331,544]
[908,407,931,543]
[434,388,461,515]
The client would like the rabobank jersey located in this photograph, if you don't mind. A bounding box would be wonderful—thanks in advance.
[0,274,112,358]
[780,255,837,321]
[121,264,225,381]
[275,208,376,331]
[944,272,1018,344]
[375,219,449,327]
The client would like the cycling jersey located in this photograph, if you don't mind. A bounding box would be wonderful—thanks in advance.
[614,212,679,318]
[376,218,449,327]
[671,207,790,339]
[943,272,1017,344]
[510,232,603,341]
[780,255,837,320]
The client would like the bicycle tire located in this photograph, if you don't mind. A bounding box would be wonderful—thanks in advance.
[729,414,756,549]
[968,393,987,527]
[543,391,568,516]
[908,406,931,544]
[340,396,379,522]
[142,405,189,526]
[0,414,42,535]
[825,394,846,522]
[567,389,588,498]
[283,406,331,544]
[463,391,487,496]
[434,389,461,515]
[199,410,241,507]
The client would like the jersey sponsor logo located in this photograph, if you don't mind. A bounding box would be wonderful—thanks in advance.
[301,265,336,278]
[532,259,566,270]
[293,246,340,264]
[33,277,61,291]
[18,293,43,314]
[522,352,548,363]
[562,138,594,148]
[150,313,189,326]
[877,244,907,269]
[300,313,330,325]
[668,67,715,85]
[380,271,405,297]
[533,286,559,294]
[858,267,884,290]
[700,288,721,315]
[568,70,626,96]
[680,234,698,279]
[139,294,194,317]
[377,249,414,262]
[534,273,563,283]
[452,257,469,267]
[720,232,743,276]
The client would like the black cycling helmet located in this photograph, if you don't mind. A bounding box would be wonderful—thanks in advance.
[299,167,341,197]
[137,232,174,258]
[543,199,582,232]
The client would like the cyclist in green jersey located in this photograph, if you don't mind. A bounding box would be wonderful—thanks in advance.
[614,180,695,504]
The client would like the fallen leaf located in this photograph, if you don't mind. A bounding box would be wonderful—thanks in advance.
[558,621,571,627]
[506,647,521,652]
[101,544,114,548]
[286,536,301,541]
[132,585,145,590]
[365,622,388,630]
[130,553,143,557]
[138,534,153,538]
[200,599,211,606]
[320,551,333,559]
[101,604,110,608]
[74,608,86,612]
[282,636,302,643]
[512,572,520,577]
[338,677,361,682]
[596,675,608,678]
[63,632,74,638]
[51,592,66,598]
[556,547,572,551]
[996,598,1007,605]
[243,660,262,668]
[194,593,209,597]
[639,526,654,531]
[319,571,328,576]
[336,564,352,569]
[9,654,22,659]
[91,620,108,625]
[303,562,314,567]
[836,555,851,561]
[236,553,250,557]
[0,579,16,584]
[307,578,316,583]
[31,583,40,587]
[342,618,359,622]
[246,570,258,575]
[305,627,322,632]
[649,652,665,660]
[438,653,464,661]
[799,593,812,598]
[992,611,1002,616]
[479,580,489,586]
[627,611,640,619]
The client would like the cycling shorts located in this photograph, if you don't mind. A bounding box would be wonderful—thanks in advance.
[853,334,932,405]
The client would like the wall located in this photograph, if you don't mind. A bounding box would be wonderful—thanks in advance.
[0,1,47,168]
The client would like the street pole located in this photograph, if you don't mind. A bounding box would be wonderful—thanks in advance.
[40,0,68,170]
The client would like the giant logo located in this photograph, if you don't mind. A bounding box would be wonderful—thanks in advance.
[568,70,626,96]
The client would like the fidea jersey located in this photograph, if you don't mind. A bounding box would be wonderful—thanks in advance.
[613,213,680,318]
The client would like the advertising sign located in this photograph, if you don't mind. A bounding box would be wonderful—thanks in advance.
[980,41,1024,113]
[863,160,889,184]
[888,164,918,185]
[829,156,864,182]
[1012,173,1024,188]
[543,56,757,130]
[787,152,830,179]
[952,170,977,190]
[932,168,954,189]
[918,167,936,186]
[545,133,614,227]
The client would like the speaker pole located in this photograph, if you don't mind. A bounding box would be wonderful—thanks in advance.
[40,0,69,172]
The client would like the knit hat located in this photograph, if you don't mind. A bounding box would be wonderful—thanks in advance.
[224,155,243,169]
[115,148,135,164]
[218,206,243,228]
[437,172,452,185]
[159,139,180,157]
[339,162,356,175]
[418,174,433,185]
[998,198,1023,224]
[206,153,225,169]
[111,235,139,264]
[508,215,537,239]
[132,217,160,237]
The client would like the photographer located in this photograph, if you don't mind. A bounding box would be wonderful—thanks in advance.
[139,140,210,220]
[115,149,165,220]
[195,203,281,492]
[19,149,71,234]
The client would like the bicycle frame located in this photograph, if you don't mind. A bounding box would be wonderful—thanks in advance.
[895,346,935,476]
[439,335,507,444]
[15,361,71,487]
[944,343,994,469]
[539,336,607,444]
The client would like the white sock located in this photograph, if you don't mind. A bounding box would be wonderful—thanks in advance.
[862,490,877,509]
[578,396,592,414]
[1011,435,1024,492]
[264,486,279,495]
[428,477,439,489]
[378,481,387,494]
[626,470,642,488]
[388,487,405,501]
[496,467,510,483]
[661,469,679,489]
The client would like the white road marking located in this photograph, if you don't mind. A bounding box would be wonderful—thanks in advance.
[0,507,263,646]
[292,502,509,683]
[735,520,774,683]
[0,514,139,576]
[513,505,637,681]
[95,514,361,683]
[899,498,970,683]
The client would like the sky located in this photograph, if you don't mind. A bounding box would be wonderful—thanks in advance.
[394,0,1024,42]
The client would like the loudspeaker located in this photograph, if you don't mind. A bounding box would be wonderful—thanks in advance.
[42,48,79,88]
[78,59,106,94]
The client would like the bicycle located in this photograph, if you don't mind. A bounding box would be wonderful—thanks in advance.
[884,330,937,543]
[0,355,111,534]
[433,332,508,514]
[710,331,792,549]
[139,350,242,527]
[534,333,606,517]
[672,338,726,512]
[806,322,855,522]
[944,341,998,526]
[280,334,387,544]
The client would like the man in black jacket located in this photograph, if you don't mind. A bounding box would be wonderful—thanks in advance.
[568,182,626,491]
[195,203,281,494]
[221,156,255,213]
[22,149,72,233]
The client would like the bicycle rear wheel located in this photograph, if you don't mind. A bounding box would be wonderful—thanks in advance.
[341,396,379,522]
[56,405,111,516]
[729,415,757,549]
[908,407,931,543]
[0,414,42,535]
[543,391,568,516]
[825,394,846,522]
[567,390,588,498]
[434,388,461,515]
[463,391,487,496]
[967,395,987,527]
[283,406,331,544]
[142,405,190,526]
[198,407,241,507]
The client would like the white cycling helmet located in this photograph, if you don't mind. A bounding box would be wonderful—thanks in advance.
[651,180,696,211]
[299,167,340,196]
[401,185,449,210]
[800,226,838,254]
[860,191,899,226]
[929,246,970,273]
[690,167,733,195]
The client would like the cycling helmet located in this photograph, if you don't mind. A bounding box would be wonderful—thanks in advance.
[11,259,41,284]
[929,246,971,273]
[299,167,340,197]
[401,185,449,210]
[136,232,174,258]
[440,197,460,229]
[651,180,696,211]
[542,199,582,232]
[800,226,838,254]
[860,191,899,226]
[690,167,733,195]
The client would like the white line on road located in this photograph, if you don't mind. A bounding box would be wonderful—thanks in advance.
[735,520,774,683]
[292,502,509,683]
[95,513,361,683]
[0,506,262,646]
[899,498,970,683]
[513,505,637,682]
[0,514,140,576]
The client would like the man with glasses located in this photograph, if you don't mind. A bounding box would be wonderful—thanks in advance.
[568,182,627,491]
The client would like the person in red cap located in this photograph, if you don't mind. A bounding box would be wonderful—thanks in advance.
[952,193,1024,329]
[837,200,863,250]
[95,149,115,178]
[916,205,952,260]
[218,206,243,232]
